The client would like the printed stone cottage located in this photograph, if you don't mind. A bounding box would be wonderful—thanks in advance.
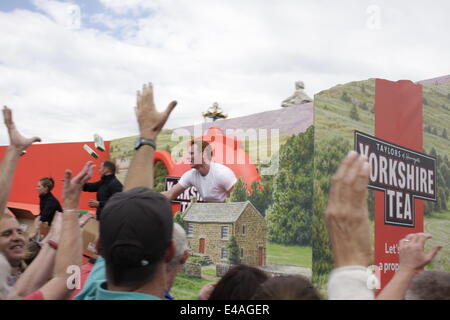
[182,201,266,266]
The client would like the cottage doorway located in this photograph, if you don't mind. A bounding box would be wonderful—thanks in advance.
[199,238,205,254]
[258,247,264,266]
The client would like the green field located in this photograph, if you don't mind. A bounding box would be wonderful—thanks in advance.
[266,243,312,268]
[170,273,212,300]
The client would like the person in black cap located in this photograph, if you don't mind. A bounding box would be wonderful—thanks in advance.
[74,82,178,300]
[82,160,123,220]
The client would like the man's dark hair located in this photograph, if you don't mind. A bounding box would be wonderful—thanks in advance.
[252,275,321,300]
[406,270,450,300]
[102,160,116,175]
[208,265,269,300]
[190,140,212,159]
[39,177,55,192]
[100,187,173,288]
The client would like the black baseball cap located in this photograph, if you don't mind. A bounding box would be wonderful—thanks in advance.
[100,187,173,285]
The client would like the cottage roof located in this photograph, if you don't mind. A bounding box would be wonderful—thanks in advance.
[182,201,261,223]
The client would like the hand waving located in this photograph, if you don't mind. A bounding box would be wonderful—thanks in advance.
[3,106,41,152]
[135,83,177,139]
[62,161,95,210]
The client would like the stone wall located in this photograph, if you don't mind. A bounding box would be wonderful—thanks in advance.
[187,222,233,264]
[180,262,202,278]
[234,206,267,266]
[216,263,231,277]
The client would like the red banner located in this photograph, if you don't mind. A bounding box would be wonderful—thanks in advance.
[374,79,424,290]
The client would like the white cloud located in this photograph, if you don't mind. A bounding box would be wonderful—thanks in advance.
[0,0,449,145]
[32,0,81,29]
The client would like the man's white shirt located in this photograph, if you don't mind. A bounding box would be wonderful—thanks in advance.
[178,162,237,202]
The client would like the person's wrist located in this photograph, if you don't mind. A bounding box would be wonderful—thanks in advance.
[63,208,79,214]
[334,250,371,268]
[7,145,23,156]
[398,265,419,276]
[47,240,58,250]
[139,131,158,140]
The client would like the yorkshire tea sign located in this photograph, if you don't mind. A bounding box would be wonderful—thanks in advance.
[355,131,436,227]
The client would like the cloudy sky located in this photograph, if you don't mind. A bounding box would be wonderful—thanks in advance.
[0,0,449,145]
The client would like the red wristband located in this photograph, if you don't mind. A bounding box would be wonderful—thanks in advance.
[48,240,58,250]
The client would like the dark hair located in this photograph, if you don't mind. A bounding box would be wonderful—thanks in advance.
[39,177,55,192]
[252,275,321,300]
[102,160,116,175]
[406,271,450,300]
[190,140,212,159]
[208,265,269,300]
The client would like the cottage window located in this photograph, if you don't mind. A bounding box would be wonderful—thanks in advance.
[221,247,228,260]
[242,225,245,235]
[187,224,194,237]
[240,248,244,258]
[221,226,229,239]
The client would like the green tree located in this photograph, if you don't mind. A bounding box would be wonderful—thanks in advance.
[248,175,274,217]
[227,236,240,265]
[350,104,360,121]
[229,178,249,202]
[358,102,368,111]
[266,126,314,246]
[341,91,351,103]
[425,148,450,215]
[174,211,187,231]
[432,127,438,135]
[154,160,168,192]
[312,136,352,287]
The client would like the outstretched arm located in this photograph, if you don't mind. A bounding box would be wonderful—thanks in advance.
[0,106,41,214]
[124,83,177,191]
[161,183,186,201]
[37,161,95,300]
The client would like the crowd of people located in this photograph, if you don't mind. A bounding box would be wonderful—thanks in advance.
[0,83,448,300]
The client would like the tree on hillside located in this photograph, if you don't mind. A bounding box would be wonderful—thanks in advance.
[350,104,360,121]
[266,126,314,246]
[425,148,450,215]
[341,91,351,103]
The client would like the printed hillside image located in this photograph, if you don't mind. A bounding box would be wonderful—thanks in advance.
[108,95,314,299]
[312,76,450,290]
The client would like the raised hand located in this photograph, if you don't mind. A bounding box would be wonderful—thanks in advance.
[3,106,41,152]
[135,83,177,139]
[325,151,371,267]
[62,161,95,210]
[399,233,442,273]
